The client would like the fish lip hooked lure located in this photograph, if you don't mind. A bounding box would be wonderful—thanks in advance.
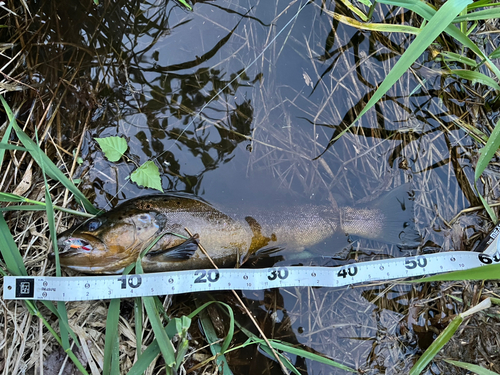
[49,238,95,260]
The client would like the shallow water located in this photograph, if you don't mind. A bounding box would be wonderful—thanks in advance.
[6,0,500,373]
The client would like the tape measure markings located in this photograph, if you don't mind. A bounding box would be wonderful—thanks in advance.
[4,251,499,301]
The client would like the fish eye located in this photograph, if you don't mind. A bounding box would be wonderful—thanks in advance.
[138,214,152,224]
[86,219,101,231]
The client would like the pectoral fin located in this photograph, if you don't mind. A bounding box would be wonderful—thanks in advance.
[146,234,199,261]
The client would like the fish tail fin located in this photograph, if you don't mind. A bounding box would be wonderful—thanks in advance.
[341,184,421,246]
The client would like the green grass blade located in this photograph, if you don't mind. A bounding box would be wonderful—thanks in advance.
[127,317,192,375]
[126,343,160,375]
[336,0,472,142]
[449,69,500,91]
[0,191,94,217]
[127,301,236,375]
[112,328,120,375]
[409,315,463,375]
[134,298,143,357]
[0,205,50,212]
[142,296,176,367]
[410,300,491,375]
[415,262,500,282]
[440,51,478,67]
[134,239,176,369]
[34,119,74,350]
[103,299,121,375]
[0,192,33,203]
[475,118,500,181]
[476,186,497,222]
[0,214,27,275]
[0,98,16,172]
[57,301,70,350]
[177,0,192,11]
[231,316,356,372]
[338,0,369,21]
[0,144,28,151]
[253,339,357,372]
[258,344,301,375]
[126,331,167,375]
[198,307,233,374]
[491,46,500,59]
[453,8,500,22]
[188,301,234,353]
[474,118,500,221]
[0,204,94,216]
[330,11,420,34]
[0,96,98,214]
[444,359,500,374]
[467,0,500,11]
[380,0,500,79]
[26,301,90,375]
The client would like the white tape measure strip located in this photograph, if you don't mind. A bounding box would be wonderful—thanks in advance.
[4,250,500,301]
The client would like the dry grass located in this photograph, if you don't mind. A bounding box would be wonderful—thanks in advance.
[1,0,500,374]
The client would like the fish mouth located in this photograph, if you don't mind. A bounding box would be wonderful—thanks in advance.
[50,237,100,260]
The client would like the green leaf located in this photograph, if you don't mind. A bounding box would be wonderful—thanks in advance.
[130,161,163,192]
[177,0,192,11]
[103,299,121,375]
[165,316,191,338]
[338,0,369,21]
[250,338,357,372]
[449,69,500,91]
[444,359,500,375]
[415,262,500,283]
[491,45,500,59]
[0,144,28,151]
[379,0,500,79]
[410,300,491,375]
[474,118,500,221]
[328,11,420,34]
[134,250,176,369]
[258,344,301,375]
[0,214,27,275]
[476,118,500,181]
[440,51,478,67]
[95,136,128,162]
[0,100,15,172]
[453,8,500,22]
[134,298,143,358]
[0,192,27,203]
[143,296,176,367]
[127,301,235,375]
[198,308,233,374]
[188,301,235,354]
[410,315,463,375]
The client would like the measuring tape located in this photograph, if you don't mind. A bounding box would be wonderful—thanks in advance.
[4,224,500,302]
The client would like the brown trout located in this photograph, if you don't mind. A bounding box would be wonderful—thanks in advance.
[54,185,420,274]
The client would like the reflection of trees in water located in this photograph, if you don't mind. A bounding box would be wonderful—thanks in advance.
[90,2,268,195]
[2,0,267,196]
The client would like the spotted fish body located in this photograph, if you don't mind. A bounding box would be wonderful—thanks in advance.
[55,186,420,274]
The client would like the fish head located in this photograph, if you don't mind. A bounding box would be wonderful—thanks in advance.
[54,209,163,274]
